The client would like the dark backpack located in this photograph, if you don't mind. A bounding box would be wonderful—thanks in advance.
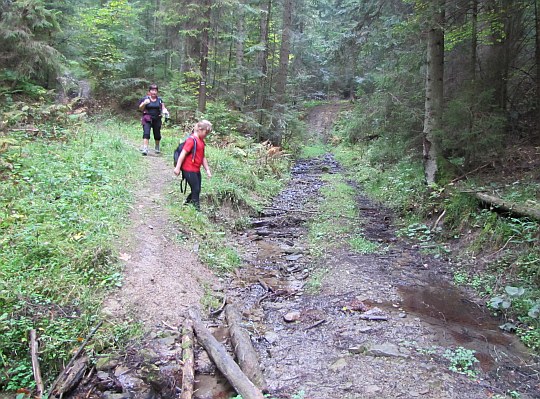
[173,135,197,167]
[173,135,197,194]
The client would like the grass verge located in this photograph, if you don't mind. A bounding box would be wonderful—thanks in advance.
[0,119,145,390]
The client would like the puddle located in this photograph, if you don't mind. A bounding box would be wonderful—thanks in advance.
[398,283,531,371]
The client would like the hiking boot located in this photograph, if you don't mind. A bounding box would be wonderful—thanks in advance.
[142,146,148,156]
[155,145,160,154]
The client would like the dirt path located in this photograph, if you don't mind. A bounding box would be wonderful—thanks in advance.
[224,105,540,399]
[103,150,213,328]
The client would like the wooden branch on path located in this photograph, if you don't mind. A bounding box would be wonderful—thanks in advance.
[358,315,388,321]
[192,319,265,399]
[225,303,268,392]
[474,192,540,221]
[29,329,44,398]
[180,320,195,399]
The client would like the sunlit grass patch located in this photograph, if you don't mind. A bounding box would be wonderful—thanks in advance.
[300,142,328,159]
[307,174,358,258]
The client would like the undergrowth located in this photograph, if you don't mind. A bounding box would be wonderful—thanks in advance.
[0,120,145,391]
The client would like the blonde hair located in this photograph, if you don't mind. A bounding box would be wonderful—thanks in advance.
[197,120,213,133]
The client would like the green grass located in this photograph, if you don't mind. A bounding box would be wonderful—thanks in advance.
[0,119,145,390]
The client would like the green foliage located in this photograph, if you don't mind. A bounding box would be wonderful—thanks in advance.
[443,193,478,231]
[488,284,540,351]
[443,347,479,378]
[202,140,290,212]
[0,0,64,83]
[349,235,381,254]
[307,175,357,258]
[0,120,143,390]
[300,143,328,159]
[72,0,140,89]
[439,89,505,168]
[167,133,289,273]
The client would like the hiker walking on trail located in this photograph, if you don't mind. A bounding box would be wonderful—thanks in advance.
[173,120,213,210]
[138,84,169,156]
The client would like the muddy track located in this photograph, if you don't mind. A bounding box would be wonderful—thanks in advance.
[225,151,540,399]
[73,105,539,399]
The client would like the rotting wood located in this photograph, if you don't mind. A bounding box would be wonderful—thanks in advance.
[304,319,326,331]
[225,303,268,392]
[180,320,195,399]
[474,192,540,221]
[48,321,102,397]
[50,356,88,397]
[358,315,388,321]
[29,329,44,398]
[192,318,265,399]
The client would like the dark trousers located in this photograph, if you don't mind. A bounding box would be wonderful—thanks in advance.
[182,171,202,210]
[142,117,162,140]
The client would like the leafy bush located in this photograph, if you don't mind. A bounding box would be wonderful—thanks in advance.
[443,347,479,378]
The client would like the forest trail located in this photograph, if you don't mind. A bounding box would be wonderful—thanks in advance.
[102,148,214,327]
[87,105,540,399]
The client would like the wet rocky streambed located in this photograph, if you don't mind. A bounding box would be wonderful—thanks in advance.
[79,154,539,399]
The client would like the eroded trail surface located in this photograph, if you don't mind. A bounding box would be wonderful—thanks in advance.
[228,152,540,399]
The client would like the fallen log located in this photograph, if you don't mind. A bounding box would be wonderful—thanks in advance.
[50,356,88,397]
[192,319,265,399]
[29,329,44,398]
[225,304,267,392]
[48,321,102,397]
[180,320,195,399]
[474,192,540,221]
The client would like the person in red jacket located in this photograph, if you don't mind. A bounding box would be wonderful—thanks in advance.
[173,120,212,210]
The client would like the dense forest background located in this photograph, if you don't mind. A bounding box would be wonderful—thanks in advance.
[2,0,539,176]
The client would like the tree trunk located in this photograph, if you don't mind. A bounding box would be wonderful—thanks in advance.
[197,0,211,114]
[422,1,445,185]
[256,0,272,115]
[192,319,265,399]
[235,5,246,106]
[474,192,540,221]
[274,0,293,106]
[470,0,477,82]
[225,304,267,391]
[536,0,540,139]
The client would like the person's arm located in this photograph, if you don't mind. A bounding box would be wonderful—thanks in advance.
[174,149,189,176]
[202,157,212,178]
[139,97,150,111]
[161,104,170,119]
